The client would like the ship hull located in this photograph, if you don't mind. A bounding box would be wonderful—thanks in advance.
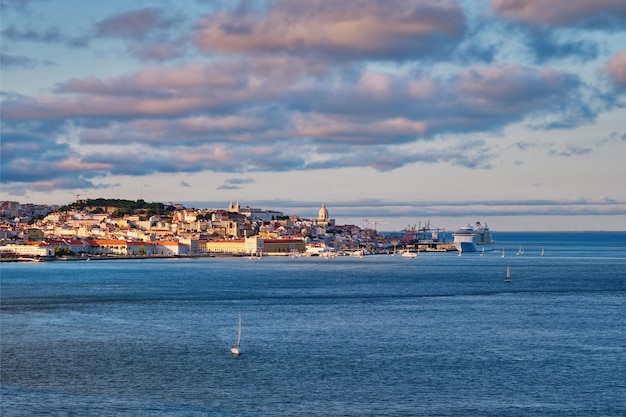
[453,222,495,253]
[455,242,494,252]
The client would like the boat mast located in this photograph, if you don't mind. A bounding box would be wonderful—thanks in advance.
[236,313,241,348]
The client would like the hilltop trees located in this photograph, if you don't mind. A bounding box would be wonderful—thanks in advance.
[58,199,175,218]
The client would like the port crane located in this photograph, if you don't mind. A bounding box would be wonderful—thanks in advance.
[363,219,389,232]
[403,220,446,243]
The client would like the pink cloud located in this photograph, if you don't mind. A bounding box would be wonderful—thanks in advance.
[195,0,464,58]
[179,115,265,133]
[293,113,427,143]
[3,94,216,120]
[492,0,626,26]
[606,50,626,89]
[456,65,576,110]
[95,8,177,39]
[55,57,328,98]
[53,158,112,172]
[58,62,244,95]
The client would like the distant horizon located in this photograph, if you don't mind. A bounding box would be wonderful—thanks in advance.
[4,197,625,233]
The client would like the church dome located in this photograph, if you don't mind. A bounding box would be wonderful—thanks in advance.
[318,203,329,221]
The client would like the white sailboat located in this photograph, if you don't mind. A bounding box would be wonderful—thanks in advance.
[480,247,485,256]
[505,264,511,282]
[541,247,545,256]
[230,313,242,355]
[501,248,505,258]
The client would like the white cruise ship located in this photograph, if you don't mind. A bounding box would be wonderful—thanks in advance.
[453,222,494,253]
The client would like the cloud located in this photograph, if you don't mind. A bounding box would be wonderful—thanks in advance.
[125,39,186,61]
[2,24,62,43]
[216,184,241,190]
[491,0,626,28]
[2,7,188,63]
[490,1,624,63]
[2,1,624,199]
[0,119,116,192]
[1,58,596,187]
[606,50,626,89]
[0,53,53,69]
[217,179,254,190]
[95,8,179,40]
[225,178,255,185]
[1,178,107,195]
[529,33,599,63]
[548,145,593,157]
[1,24,89,48]
[0,0,41,12]
[7,59,586,132]
[194,0,465,60]
[93,7,187,61]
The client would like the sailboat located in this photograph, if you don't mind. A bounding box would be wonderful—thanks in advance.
[480,247,485,256]
[505,264,511,282]
[541,247,545,256]
[230,313,242,355]
[501,248,505,258]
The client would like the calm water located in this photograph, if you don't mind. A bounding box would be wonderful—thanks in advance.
[1,232,625,416]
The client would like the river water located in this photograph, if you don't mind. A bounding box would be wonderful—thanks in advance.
[1,232,625,416]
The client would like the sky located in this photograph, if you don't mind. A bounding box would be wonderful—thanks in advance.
[2,0,626,231]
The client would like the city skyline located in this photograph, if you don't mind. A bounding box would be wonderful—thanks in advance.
[2,0,626,231]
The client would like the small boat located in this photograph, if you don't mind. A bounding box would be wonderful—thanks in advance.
[480,247,485,256]
[541,247,545,256]
[501,248,505,258]
[402,251,417,258]
[230,313,242,356]
[505,264,511,282]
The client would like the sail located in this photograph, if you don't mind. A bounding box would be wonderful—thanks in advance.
[236,313,241,346]
[231,313,242,355]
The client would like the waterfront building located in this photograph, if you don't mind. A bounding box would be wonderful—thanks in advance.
[0,242,54,257]
[201,238,248,255]
[263,238,305,254]
[156,241,189,255]
[199,237,304,255]
[90,239,145,255]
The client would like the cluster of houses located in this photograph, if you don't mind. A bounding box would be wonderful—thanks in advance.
[1,200,389,259]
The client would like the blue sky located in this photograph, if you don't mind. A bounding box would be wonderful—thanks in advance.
[2,0,626,231]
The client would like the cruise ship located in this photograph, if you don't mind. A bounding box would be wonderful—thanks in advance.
[452,222,494,253]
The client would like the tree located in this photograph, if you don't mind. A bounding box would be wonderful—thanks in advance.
[54,247,74,256]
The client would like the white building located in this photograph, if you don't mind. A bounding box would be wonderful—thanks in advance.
[0,242,55,257]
